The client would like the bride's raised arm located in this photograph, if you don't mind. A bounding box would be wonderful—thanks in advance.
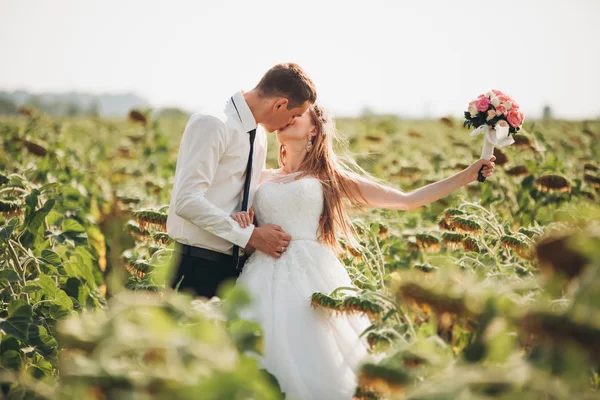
[342,157,496,211]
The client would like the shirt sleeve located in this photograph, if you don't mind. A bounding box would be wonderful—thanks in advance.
[172,114,254,248]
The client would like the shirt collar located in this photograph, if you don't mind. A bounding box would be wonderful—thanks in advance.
[231,91,257,133]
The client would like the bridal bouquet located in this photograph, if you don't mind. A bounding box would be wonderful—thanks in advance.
[464,90,524,181]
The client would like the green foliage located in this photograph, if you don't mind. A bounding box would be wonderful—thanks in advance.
[1,111,600,399]
[56,291,281,400]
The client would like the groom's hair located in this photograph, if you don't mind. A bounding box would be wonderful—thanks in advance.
[255,63,317,109]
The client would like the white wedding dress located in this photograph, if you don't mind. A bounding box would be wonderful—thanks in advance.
[236,172,374,400]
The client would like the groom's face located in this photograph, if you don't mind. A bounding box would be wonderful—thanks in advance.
[263,99,311,133]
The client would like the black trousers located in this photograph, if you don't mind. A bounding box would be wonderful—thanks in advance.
[169,250,240,298]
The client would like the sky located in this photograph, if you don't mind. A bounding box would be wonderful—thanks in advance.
[1,0,599,119]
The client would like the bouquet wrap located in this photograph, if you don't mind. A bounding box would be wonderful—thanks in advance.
[470,121,514,160]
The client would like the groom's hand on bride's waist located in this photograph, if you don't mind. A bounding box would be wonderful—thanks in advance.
[248,224,291,259]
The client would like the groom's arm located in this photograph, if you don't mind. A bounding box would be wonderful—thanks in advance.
[172,114,254,248]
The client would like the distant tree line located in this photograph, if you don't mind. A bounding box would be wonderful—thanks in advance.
[0,96,101,116]
[0,91,151,117]
[0,91,192,118]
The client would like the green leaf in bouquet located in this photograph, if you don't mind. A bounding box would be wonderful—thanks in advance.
[486,117,497,127]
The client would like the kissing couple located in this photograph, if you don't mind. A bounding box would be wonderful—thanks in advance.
[166,63,496,399]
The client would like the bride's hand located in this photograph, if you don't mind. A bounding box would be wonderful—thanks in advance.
[231,206,255,228]
[465,156,496,183]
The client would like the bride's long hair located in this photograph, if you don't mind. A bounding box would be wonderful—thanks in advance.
[278,104,374,253]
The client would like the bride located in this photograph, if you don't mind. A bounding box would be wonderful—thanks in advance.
[231,105,496,399]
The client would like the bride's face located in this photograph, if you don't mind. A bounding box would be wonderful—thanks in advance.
[276,112,316,145]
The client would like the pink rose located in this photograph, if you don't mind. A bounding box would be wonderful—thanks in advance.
[492,89,503,96]
[498,94,510,102]
[476,96,490,112]
[507,109,524,127]
[495,104,508,116]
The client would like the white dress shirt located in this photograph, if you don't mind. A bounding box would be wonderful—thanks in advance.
[167,91,267,255]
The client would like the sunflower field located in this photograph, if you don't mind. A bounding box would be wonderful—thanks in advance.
[1,107,599,399]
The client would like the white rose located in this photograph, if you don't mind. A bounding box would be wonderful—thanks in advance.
[491,96,501,107]
[486,109,496,121]
[503,102,512,111]
[468,102,479,117]
[486,91,494,98]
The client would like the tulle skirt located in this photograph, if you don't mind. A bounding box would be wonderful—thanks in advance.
[236,239,374,400]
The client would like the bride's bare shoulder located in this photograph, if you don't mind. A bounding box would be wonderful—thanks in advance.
[259,168,278,184]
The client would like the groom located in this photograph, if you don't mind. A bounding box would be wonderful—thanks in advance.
[167,63,317,298]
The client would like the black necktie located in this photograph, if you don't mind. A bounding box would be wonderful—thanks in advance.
[231,97,256,270]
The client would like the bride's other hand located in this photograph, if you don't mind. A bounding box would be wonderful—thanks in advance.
[465,156,496,183]
[231,206,255,228]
